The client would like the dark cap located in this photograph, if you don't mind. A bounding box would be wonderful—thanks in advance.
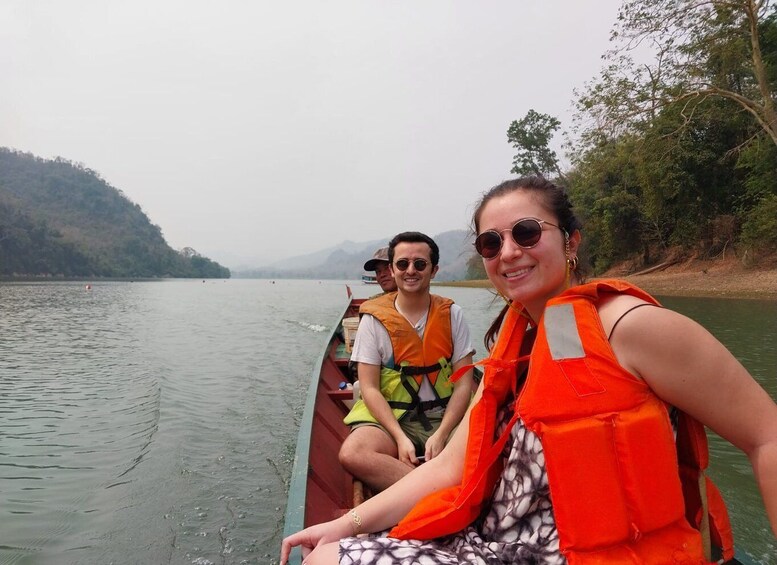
[363,247,390,271]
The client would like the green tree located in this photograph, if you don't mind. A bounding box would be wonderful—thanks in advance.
[566,1,777,272]
[740,193,777,255]
[568,135,645,272]
[579,0,777,146]
[507,110,567,181]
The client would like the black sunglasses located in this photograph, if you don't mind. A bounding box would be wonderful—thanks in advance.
[474,218,565,260]
[394,258,429,272]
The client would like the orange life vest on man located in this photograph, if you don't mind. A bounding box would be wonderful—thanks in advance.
[390,280,734,564]
[358,292,454,389]
[343,293,455,427]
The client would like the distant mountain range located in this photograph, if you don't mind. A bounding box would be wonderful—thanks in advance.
[233,230,478,281]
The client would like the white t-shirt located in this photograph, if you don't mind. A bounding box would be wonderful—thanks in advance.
[350,302,475,402]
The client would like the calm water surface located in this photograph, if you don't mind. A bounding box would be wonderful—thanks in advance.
[0,280,774,564]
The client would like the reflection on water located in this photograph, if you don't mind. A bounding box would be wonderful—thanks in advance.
[0,282,774,564]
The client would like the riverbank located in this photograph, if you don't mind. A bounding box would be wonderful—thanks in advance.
[437,257,777,300]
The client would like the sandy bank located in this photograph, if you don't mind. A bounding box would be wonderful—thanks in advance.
[613,256,777,300]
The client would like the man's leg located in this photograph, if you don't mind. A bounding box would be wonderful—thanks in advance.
[339,425,415,492]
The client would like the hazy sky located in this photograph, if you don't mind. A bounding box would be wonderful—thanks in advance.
[1,1,621,268]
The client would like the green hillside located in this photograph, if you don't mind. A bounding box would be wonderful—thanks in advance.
[0,148,229,278]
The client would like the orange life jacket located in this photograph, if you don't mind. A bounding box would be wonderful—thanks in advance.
[344,293,455,426]
[390,280,734,564]
[358,292,454,387]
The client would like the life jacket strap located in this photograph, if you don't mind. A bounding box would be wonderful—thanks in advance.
[399,362,443,376]
[388,398,449,411]
[396,372,440,431]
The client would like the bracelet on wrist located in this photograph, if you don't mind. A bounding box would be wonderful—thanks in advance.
[348,508,362,536]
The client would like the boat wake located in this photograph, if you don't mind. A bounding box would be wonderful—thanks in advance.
[291,320,328,333]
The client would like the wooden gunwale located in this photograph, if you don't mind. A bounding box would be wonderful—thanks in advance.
[282,295,363,565]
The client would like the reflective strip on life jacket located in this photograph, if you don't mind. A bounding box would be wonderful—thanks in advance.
[544,303,584,360]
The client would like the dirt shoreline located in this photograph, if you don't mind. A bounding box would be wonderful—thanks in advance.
[612,256,777,300]
[438,258,777,300]
[617,268,777,300]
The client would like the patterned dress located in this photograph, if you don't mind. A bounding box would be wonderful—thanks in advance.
[338,404,565,565]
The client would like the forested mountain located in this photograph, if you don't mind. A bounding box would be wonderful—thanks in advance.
[0,148,230,278]
[505,1,777,275]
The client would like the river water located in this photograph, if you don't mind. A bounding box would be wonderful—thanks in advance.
[0,279,774,564]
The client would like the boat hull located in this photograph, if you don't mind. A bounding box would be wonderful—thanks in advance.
[282,296,363,565]
[281,295,761,565]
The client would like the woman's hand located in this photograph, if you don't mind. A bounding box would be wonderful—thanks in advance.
[279,515,350,565]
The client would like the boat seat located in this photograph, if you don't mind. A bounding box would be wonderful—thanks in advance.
[337,480,371,520]
[353,479,366,506]
[341,317,360,353]
[327,389,353,404]
[333,343,351,366]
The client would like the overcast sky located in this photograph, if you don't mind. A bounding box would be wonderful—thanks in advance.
[1,1,621,268]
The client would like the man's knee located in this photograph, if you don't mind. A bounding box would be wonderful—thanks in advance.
[339,426,396,470]
[338,438,359,470]
[339,429,373,471]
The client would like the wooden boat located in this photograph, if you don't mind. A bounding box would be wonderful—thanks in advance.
[282,290,365,565]
[361,273,378,284]
[281,290,762,565]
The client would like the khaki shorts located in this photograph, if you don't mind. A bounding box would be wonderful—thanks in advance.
[351,408,455,456]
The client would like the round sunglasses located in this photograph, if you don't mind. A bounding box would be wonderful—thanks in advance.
[394,258,429,272]
[474,218,565,259]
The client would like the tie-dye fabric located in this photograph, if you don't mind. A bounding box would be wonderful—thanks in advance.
[339,406,565,564]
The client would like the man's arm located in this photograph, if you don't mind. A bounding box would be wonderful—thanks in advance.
[358,362,417,466]
[423,354,474,460]
[423,303,477,460]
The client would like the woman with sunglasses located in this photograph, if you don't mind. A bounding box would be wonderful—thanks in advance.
[281,176,777,565]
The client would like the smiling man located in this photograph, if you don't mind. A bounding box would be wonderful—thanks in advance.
[340,231,475,492]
